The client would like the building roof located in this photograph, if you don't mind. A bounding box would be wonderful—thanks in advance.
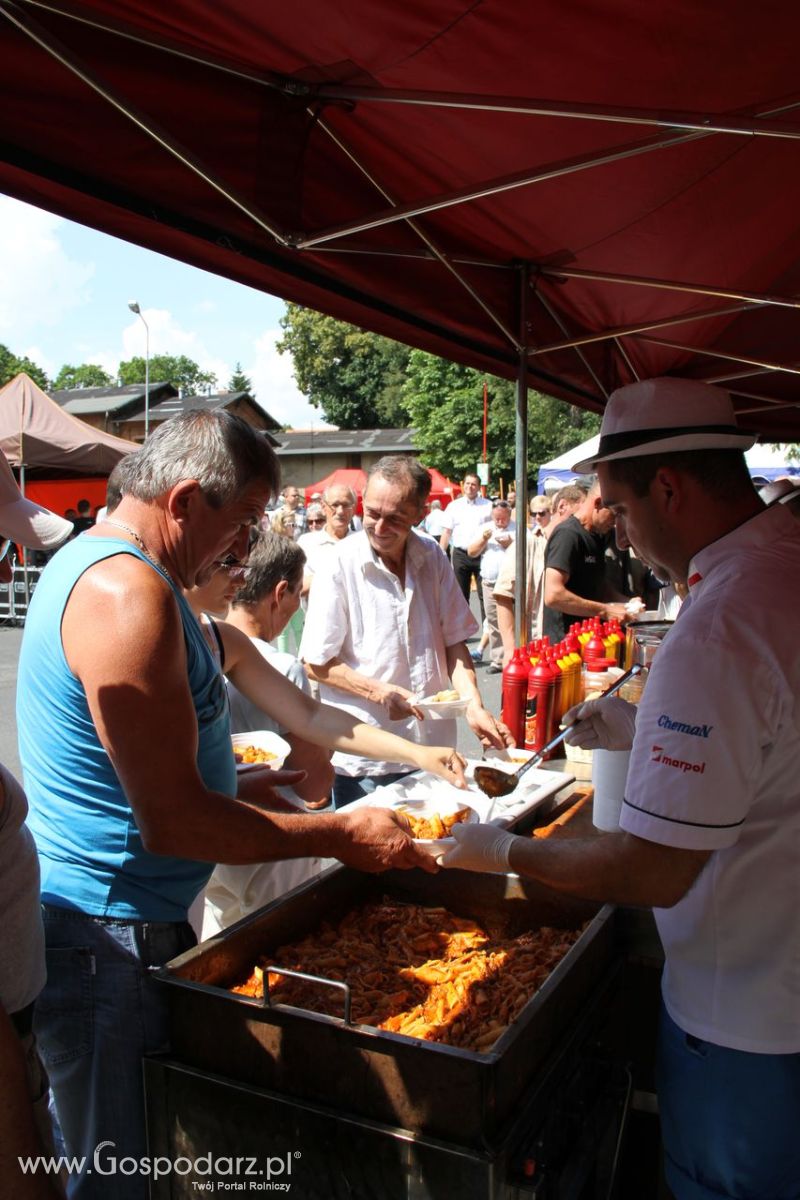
[121,389,281,429]
[275,427,415,456]
[52,383,176,417]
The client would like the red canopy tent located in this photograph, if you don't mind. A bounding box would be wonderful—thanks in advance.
[304,465,457,510]
[303,468,366,510]
[3,2,800,630]
[2,1,800,442]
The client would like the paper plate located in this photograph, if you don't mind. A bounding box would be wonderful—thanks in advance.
[414,691,469,719]
[231,731,291,773]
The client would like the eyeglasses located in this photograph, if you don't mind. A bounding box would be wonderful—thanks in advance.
[213,558,250,581]
[307,518,325,527]
[325,500,354,510]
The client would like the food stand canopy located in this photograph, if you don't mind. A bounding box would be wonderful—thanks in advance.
[3,1,800,442]
[0,373,134,476]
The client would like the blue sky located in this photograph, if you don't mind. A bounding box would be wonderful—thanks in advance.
[0,195,329,428]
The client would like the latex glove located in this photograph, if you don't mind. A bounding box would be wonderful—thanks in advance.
[440,822,517,873]
[562,695,637,751]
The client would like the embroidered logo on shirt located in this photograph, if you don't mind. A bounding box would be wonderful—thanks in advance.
[657,714,713,738]
[651,745,706,774]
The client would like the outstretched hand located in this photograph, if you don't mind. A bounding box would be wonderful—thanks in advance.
[466,701,515,750]
[333,806,438,874]
[440,822,517,873]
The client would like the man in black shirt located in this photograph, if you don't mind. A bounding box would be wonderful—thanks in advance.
[543,480,630,641]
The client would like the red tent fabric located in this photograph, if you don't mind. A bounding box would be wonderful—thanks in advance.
[304,468,366,509]
[304,466,457,510]
[3,4,800,437]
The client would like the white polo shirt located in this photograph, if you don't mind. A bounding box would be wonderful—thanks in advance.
[442,494,492,550]
[300,529,478,776]
[620,503,800,1053]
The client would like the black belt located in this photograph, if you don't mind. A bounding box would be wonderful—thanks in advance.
[10,1001,35,1037]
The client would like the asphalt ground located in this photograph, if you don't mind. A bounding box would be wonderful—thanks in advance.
[0,591,501,784]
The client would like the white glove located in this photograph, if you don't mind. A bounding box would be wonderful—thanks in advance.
[440,822,516,872]
[562,696,637,751]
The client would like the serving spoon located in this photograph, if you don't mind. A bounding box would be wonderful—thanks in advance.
[473,664,642,799]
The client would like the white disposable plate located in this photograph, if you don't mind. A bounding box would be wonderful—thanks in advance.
[413,692,469,719]
[231,730,291,773]
[374,792,479,860]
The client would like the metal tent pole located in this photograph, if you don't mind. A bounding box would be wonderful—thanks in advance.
[514,264,530,649]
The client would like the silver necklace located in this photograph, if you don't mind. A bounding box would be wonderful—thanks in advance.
[104,517,176,587]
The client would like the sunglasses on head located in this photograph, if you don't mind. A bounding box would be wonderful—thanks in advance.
[492,500,510,508]
[0,539,11,563]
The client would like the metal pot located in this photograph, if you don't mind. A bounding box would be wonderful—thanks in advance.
[623,615,674,671]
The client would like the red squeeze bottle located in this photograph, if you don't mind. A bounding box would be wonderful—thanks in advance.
[525,657,556,753]
[501,649,530,749]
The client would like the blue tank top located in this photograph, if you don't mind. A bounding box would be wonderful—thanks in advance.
[18,536,237,921]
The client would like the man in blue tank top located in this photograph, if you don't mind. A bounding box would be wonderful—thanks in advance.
[17,410,467,1199]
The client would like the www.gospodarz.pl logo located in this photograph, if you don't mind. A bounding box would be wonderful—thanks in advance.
[18,1143,300,1191]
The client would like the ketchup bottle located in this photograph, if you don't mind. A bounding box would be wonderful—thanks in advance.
[501,649,529,749]
[525,657,556,753]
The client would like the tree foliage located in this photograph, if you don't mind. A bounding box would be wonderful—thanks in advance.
[402,350,601,484]
[0,344,49,391]
[118,354,217,396]
[52,363,113,390]
[277,304,411,428]
[228,362,253,395]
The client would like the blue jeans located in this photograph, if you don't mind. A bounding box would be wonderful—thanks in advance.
[657,1001,800,1199]
[332,770,412,808]
[34,905,195,1200]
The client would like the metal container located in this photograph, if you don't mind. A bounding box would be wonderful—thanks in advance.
[623,616,674,671]
[155,867,619,1150]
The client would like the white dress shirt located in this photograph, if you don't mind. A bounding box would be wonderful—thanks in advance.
[442,494,492,550]
[300,530,478,776]
[621,503,800,1053]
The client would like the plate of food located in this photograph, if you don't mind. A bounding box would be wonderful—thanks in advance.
[231,731,291,773]
[388,795,479,860]
[413,688,470,719]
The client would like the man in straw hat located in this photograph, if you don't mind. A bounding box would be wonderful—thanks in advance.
[0,453,71,1198]
[443,377,800,1200]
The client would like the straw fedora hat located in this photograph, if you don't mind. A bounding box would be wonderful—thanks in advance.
[572,377,756,474]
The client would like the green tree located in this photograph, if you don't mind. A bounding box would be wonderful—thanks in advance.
[52,363,113,390]
[0,343,49,390]
[228,362,253,395]
[277,304,411,427]
[402,350,600,483]
[118,354,216,396]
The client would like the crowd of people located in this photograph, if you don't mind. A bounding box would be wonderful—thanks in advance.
[2,377,799,1200]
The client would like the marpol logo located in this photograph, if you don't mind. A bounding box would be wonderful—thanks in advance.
[658,714,713,738]
[651,745,706,774]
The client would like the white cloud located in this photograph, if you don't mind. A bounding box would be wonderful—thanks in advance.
[122,308,229,390]
[248,329,335,429]
[0,197,94,343]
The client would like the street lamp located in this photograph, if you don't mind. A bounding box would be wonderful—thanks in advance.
[127,301,150,438]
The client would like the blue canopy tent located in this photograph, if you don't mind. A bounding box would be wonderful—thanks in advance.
[537,436,799,493]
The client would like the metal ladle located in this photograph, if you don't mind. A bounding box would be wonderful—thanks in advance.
[473,664,642,800]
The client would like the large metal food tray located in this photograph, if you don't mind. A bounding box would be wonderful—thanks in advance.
[155,868,619,1149]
